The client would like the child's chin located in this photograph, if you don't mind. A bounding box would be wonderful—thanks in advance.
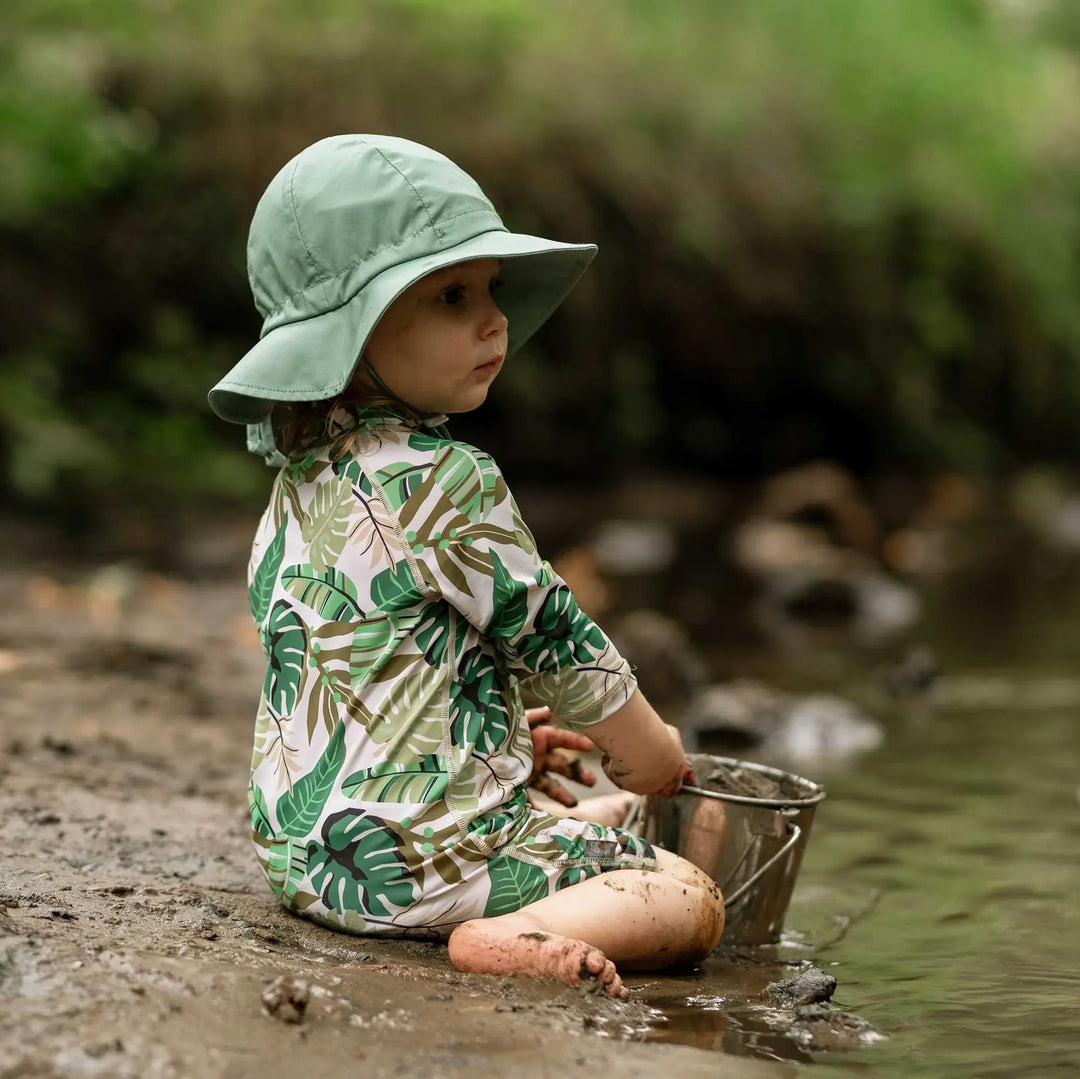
[445,391,491,415]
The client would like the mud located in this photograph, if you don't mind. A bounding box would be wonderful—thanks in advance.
[689,756,807,801]
[0,547,779,1079]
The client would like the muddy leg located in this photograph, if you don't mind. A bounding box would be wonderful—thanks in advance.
[447,849,724,998]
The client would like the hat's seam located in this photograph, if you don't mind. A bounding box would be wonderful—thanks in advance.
[260,208,501,321]
[285,159,326,297]
[372,147,439,236]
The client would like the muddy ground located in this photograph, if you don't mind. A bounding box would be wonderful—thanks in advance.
[0,523,786,1079]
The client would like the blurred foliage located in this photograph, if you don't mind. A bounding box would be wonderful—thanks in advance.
[5,0,1080,538]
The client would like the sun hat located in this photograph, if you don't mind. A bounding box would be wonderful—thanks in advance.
[208,134,597,432]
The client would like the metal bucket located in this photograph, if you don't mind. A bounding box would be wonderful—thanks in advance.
[638,753,826,946]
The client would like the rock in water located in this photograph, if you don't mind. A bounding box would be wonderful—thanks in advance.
[762,967,837,1008]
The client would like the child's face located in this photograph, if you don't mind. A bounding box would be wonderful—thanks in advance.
[362,258,509,414]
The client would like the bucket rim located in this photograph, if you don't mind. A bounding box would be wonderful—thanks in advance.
[683,753,826,808]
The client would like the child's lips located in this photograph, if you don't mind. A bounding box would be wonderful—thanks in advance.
[474,356,503,375]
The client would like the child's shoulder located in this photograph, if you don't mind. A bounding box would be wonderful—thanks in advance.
[405,430,506,523]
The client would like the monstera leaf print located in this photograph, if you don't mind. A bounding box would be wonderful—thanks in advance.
[249,519,287,625]
[306,810,417,918]
[450,646,510,755]
[487,551,529,640]
[517,667,604,727]
[264,600,307,716]
[301,473,354,572]
[517,582,606,672]
[274,719,347,836]
[283,563,364,621]
[413,604,451,668]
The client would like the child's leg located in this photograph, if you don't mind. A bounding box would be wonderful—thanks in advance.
[447,848,723,999]
[528,788,637,828]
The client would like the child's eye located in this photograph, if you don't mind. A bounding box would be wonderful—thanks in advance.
[438,285,466,306]
[489,276,503,296]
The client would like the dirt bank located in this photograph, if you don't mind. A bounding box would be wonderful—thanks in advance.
[0,541,783,1079]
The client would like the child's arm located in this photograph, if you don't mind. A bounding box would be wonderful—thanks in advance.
[582,689,688,797]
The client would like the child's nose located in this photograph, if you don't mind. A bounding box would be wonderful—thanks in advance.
[480,296,509,339]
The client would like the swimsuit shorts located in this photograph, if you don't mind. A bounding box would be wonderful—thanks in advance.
[295,804,658,940]
[477,807,658,920]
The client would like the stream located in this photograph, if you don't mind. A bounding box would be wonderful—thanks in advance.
[634,535,1080,1077]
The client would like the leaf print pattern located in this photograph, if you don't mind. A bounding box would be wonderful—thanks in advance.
[283,564,364,621]
[249,519,287,624]
[348,489,400,571]
[275,719,347,832]
[264,600,307,717]
[245,406,639,935]
[342,756,449,803]
[483,855,552,917]
[450,646,510,756]
[307,811,417,918]
[301,475,355,571]
[518,581,607,672]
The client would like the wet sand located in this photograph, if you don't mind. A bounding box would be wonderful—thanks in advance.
[0,561,781,1079]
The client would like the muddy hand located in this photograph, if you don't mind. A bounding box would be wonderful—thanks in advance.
[529,723,597,807]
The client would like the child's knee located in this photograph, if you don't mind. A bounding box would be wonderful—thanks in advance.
[655,848,718,893]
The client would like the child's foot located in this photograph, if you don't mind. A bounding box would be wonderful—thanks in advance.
[567,790,637,828]
[447,918,626,999]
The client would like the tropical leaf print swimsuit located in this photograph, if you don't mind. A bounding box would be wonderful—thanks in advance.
[247,406,655,938]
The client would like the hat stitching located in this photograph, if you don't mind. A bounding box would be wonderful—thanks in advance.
[260,207,502,323]
[371,146,441,238]
[285,157,325,293]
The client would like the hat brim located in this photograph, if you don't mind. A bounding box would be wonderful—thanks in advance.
[208,230,596,425]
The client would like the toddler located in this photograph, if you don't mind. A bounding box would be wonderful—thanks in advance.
[209,135,724,998]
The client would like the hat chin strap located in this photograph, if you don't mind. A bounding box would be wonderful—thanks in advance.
[361,360,450,438]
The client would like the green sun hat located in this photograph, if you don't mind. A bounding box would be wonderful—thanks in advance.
[208,134,596,441]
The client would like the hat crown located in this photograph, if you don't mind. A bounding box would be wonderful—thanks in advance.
[248,135,505,331]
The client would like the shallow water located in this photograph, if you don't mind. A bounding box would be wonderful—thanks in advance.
[635,549,1080,1076]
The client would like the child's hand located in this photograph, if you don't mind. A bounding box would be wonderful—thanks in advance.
[526,708,597,807]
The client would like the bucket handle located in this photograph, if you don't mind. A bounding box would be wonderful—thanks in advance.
[722,819,802,909]
[617,798,803,910]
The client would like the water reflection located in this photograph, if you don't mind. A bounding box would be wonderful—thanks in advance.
[629,547,1080,1075]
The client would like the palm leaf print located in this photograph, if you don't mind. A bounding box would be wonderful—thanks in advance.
[301,476,355,572]
[370,559,422,614]
[374,460,427,511]
[275,719,347,836]
[249,780,274,839]
[266,835,308,900]
[342,755,449,803]
[483,855,551,917]
[251,692,305,787]
[348,613,399,690]
[363,666,445,761]
[349,490,399,571]
[283,564,364,621]
[249,519,287,625]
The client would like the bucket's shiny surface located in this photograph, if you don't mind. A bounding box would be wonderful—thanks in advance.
[641,753,825,945]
